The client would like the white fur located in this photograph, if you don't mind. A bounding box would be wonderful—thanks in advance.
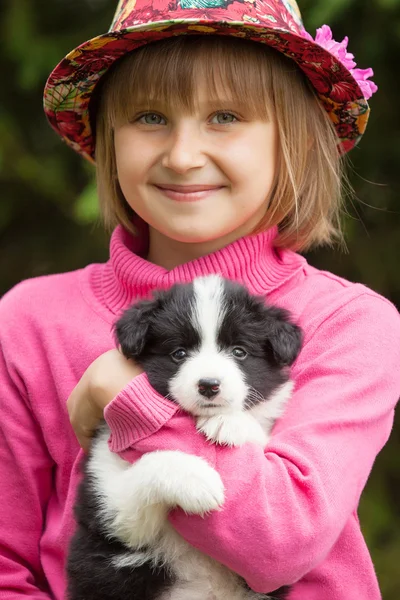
[196,411,269,447]
[169,351,249,417]
[88,276,295,599]
[192,275,226,343]
[90,417,283,599]
[169,276,249,416]
[196,381,293,447]
[89,381,292,599]
[90,429,262,599]
[89,430,224,548]
[248,380,294,429]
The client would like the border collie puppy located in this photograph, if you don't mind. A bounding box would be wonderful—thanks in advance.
[67,275,302,600]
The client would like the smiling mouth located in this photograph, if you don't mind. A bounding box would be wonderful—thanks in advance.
[155,184,223,192]
[154,185,223,203]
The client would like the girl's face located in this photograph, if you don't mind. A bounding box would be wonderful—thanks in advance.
[114,76,278,255]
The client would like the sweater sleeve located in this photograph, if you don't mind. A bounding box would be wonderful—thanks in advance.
[0,320,54,597]
[105,293,400,593]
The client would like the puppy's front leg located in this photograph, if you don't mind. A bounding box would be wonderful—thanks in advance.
[196,412,269,448]
[110,450,225,548]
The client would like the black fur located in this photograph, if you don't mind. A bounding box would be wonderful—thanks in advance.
[68,277,302,600]
[115,282,201,397]
[115,279,302,402]
[67,438,176,600]
[216,280,302,408]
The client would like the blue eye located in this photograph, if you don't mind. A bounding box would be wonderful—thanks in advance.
[212,112,238,125]
[232,347,247,359]
[137,113,165,125]
[171,348,187,362]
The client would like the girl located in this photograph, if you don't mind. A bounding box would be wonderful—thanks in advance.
[1,0,399,599]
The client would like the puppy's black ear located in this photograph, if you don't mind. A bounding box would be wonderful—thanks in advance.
[114,299,158,359]
[263,306,303,367]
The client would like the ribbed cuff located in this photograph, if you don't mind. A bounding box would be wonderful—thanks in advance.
[104,372,179,452]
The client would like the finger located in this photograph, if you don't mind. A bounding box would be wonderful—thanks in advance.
[67,378,98,452]
[72,417,96,453]
[76,427,93,454]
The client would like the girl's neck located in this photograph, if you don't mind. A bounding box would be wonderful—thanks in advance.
[96,224,306,315]
[146,229,235,269]
[146,224,262,270]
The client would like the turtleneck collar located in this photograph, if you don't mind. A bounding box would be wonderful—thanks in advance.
[90,223,305,316]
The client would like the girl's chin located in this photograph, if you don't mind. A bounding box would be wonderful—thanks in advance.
[160,227,243,247]
[165,232,225,245]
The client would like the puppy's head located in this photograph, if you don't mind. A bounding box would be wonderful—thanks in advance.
[115,275,302,416]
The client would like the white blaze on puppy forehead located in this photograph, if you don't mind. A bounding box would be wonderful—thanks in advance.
[168,275,249,415]
[191,275,226,347]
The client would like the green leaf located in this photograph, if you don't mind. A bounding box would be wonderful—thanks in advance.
[74,180,99,224]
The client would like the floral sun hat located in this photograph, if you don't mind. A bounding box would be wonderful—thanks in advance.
[43,0,377,163]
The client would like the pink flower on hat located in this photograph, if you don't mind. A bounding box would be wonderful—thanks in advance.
[302,24,377,100]
[351,67,378,101]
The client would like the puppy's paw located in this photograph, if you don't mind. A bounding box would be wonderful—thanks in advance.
[197,413,269,448]
[172,457,225,515]
[131,451,225,515]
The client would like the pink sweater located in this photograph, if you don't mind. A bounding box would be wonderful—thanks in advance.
[1,225,399,600]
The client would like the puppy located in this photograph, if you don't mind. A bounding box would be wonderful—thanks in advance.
[67,275,302,600]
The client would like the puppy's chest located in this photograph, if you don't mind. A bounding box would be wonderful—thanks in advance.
[156,533,268,600]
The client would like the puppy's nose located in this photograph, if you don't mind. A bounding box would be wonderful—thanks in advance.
[198,378,221,398]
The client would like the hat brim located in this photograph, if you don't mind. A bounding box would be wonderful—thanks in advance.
[43,19,369,162]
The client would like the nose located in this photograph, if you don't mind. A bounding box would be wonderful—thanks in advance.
[161,122,206,173]
[198,378,221,399]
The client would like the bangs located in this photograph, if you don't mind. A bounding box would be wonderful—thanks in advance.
[100,35,282,125]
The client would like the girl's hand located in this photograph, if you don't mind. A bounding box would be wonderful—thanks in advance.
[67,349,143,452]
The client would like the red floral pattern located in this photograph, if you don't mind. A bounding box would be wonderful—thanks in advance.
[43,0,371,162]
[256,0,302,34]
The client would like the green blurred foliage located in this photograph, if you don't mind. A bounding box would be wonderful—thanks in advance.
[0,0,399,596]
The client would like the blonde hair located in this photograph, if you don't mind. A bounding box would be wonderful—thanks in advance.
[94,34,350,251]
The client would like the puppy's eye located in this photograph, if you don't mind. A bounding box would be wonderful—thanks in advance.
[232,347,247,359]
[171,348,187,362]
